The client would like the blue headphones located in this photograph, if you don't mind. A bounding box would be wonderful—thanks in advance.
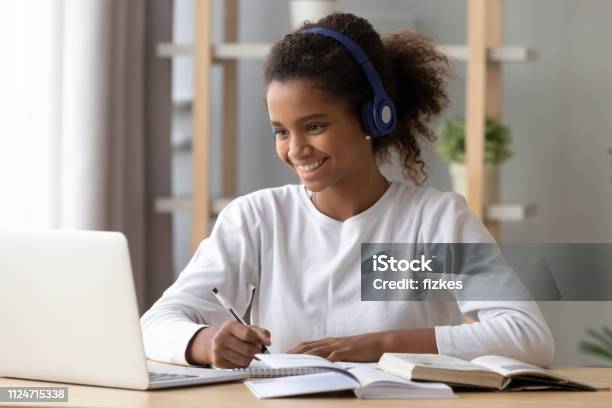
[303,27,397,138]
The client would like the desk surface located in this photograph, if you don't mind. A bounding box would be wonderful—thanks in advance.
[1,367,610,408]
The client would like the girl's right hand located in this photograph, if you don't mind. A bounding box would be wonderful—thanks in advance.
[186,321,271,368]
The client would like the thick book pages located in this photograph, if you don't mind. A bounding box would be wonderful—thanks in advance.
[379,353,504,388]
[471,355,605,391]
[378,353,605,391]
[243,354,455,399]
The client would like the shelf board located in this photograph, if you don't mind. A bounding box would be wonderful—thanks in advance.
[157,42,271,60]
[215,43,272,59]
[157,42,537,63]
[155,197,191,212]
[439,45,537,62]
[485,203,537,222]
[157,43,193,57]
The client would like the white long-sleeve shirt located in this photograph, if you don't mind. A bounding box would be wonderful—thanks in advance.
[140,181,554,367]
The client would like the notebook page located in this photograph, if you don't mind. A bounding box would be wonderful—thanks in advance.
[222,358,328,378]
[348,366,450,386]
[470,355,556,377]
[392,353,483,371]
[349,366,414,386]
[347,366,455,399]
[335,362,376,370]
[254,353,338,369]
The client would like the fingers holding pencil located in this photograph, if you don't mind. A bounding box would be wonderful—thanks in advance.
[212,287,271,353]
[213,322,271,368]
[186,321,272,368]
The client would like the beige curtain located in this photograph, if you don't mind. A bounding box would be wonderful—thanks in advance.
[60,0,173,312]
[1,0,173,312]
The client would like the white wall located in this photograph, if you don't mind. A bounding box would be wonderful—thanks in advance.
[502,0,612,243]
[171,0,612,366]
[502,0,612,366]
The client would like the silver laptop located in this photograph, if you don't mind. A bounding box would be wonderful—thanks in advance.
[0,230,246,390]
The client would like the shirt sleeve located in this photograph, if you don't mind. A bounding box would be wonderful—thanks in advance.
[428,192,555,367]
[140,197,260,366]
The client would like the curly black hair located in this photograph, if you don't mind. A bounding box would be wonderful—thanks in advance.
[263,13,450,184]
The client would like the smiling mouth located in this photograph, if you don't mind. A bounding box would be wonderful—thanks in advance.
[294,158,327,173]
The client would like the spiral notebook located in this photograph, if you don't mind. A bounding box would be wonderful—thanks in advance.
[226,358,330,378]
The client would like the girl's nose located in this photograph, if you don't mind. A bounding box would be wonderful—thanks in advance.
[289,136,313,158]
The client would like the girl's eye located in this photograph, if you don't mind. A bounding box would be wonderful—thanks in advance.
[306,123,326,134]
[273,128,289,140]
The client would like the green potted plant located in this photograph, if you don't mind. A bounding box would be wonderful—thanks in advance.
[580,327,612,364]
[436,117,512,203]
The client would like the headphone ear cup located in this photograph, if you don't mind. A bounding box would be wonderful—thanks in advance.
[361,100,378,138]
[373,98,397,136]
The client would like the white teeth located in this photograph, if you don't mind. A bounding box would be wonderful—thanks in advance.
[296,159,325,173]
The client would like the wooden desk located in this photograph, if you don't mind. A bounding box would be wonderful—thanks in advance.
[1,368,610,408]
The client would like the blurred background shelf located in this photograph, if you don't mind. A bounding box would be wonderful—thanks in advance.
[157,41,537,63]
[485,203,537,222]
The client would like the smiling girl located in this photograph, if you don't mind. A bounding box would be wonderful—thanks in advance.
[141,13,554,369]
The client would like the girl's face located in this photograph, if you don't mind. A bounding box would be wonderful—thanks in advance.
[267,79,373,192]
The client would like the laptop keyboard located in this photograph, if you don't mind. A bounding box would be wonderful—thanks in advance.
[149,371,199,382]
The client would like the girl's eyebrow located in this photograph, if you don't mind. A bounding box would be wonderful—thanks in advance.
[270,113,328,127]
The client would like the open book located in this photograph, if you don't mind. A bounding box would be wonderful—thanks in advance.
[243,354,455,399]
[378,353,606,391]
